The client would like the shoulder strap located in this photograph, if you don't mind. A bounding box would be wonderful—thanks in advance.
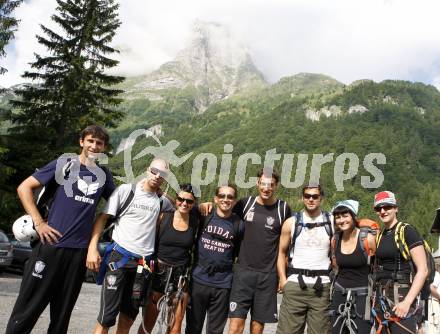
[115,184,136,219]
[376,228,384,248]
[331,233,340,269]
[358,227,374,265]
[323,211,333,239]
[292,211,303,241]
[243,196,257,219]
[198,212,214,240]
[102,184,136,236]
[395,222,411,261]
[154,211,173,254]
[232,213,244,259]
[290,211,304,252]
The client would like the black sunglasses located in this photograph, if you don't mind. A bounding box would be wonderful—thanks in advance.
[217,193,235,200]
[303,193,320,200]
[374,205,395,212]
[176,196,195,205]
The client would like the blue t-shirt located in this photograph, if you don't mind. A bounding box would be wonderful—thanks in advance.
[192,212,243,289]
[32,157,115,248]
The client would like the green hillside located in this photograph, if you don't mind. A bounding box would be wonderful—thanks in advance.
[107,75,440,244]
[2,74,440,245]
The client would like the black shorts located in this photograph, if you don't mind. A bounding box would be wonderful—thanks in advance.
[97,251,139,327]
[228,267,278,323]
[151,261,188,294]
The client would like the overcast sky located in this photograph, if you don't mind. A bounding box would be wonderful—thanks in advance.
[1,0,440,89]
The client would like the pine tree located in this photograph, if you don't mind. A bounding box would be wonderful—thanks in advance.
[11,0,124,150]
[0,0,22,75]
[0,0,22,229]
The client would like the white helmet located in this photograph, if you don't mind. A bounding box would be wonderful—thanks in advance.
[12,215,39,242]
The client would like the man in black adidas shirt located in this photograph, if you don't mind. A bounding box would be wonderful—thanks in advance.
[228,169,291,334]
[185,184,244,334]
[372,191,428,334]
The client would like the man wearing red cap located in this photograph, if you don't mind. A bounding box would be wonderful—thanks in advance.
[371,191,428,334]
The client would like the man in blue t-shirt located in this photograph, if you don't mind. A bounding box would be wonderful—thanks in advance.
[6,125,115,334]
[185,184,244,334]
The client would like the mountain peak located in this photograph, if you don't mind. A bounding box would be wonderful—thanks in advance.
[175,20,250,71]
[125,20,266,112]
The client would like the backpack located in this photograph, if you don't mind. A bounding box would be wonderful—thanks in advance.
[376,221,436,298]
[292,211,333,251]
[330,218,380,269]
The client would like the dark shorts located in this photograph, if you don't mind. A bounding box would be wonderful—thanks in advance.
[97,251,139,327]
[228,267,278,323]
[151,261,188,294]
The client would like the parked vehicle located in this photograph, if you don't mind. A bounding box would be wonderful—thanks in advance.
[0,231,13,272]
[9,237,32,271]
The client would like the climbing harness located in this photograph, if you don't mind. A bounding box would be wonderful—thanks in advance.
[333,290,358,334]
[155,267,189,334]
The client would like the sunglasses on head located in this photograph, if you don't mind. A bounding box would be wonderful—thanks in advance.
[374,205,395,212]
[303,193,320,200]
[149,167,168,178]
[176,196,195,205]
[217,193,235,200]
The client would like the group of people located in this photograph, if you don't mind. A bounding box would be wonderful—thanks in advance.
[5,124,434,334]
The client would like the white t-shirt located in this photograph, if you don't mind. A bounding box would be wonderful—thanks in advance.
[104,182,160,256]
[287,211,334,284]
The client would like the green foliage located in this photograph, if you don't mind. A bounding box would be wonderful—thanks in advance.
[0,0,22,75]
[10,0,124,151]
[104,76,440,247]
[0,0,23,227]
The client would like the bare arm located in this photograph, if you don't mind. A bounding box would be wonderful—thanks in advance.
[86,213,110,271]
[277,217,293,291]
[393,245,428,318]
[330,235,337,270]
[367,232,377,255]
[198,202,213,216]
[17,176,62,244]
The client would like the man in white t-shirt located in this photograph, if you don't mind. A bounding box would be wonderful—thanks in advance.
[276,184,333,334]
[86,158,170,334]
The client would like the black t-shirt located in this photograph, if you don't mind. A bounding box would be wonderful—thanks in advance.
[233,197,291,273]
[335,233,370,288]
[376,223,423,276]
[157,212,198,266]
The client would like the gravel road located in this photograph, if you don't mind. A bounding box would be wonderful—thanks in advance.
[0,271,279,333]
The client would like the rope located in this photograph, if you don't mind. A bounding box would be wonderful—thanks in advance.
[371,296,416,334]
[333,290,358,334]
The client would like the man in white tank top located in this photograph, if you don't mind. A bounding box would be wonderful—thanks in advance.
[276,184,333,334]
